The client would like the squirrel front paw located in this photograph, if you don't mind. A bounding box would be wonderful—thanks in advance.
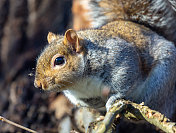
[106,95,124,111]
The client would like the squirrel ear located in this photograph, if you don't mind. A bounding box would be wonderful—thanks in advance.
[64,29,82,53]
[47,32,57,44]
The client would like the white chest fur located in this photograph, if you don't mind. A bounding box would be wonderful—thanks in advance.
[63,77,107,108]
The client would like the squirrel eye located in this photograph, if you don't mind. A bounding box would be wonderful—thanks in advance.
[51,54,66,68]
[54,56,65,66]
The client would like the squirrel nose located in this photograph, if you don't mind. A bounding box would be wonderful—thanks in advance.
[34,80,42,88]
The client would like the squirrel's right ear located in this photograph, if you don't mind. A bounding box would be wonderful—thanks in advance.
[64,29,82,53]
[47,32,57,44]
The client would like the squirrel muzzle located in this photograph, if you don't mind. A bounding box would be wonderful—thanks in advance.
[34,79,42,89]
[34,78,48,90]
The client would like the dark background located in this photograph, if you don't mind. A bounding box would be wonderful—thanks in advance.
[0,0,73,132]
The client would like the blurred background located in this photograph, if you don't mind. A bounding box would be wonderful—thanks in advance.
[0,0,166,132]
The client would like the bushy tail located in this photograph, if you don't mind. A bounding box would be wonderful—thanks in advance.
[78,0,176,44]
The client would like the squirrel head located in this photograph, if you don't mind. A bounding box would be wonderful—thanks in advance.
[34,29,85,91]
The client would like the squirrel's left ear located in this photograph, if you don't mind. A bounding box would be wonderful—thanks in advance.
[64,29,82,53]
[47,32,57,44]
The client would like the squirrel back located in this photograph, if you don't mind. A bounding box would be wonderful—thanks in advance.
[75,0,176,44]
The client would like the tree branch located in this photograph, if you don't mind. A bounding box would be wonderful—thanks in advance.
[88,99,176,133]
[0,116,38,133]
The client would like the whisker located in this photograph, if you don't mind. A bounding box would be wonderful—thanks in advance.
[59,83,66,87]
[62,80,73,84]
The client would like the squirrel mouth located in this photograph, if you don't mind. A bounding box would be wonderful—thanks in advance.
[34,78,61,91]
[42,84,62,92]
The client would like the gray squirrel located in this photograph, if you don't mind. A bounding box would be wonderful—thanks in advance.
[34,0,176,120]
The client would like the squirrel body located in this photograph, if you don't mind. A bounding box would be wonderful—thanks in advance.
[34,19,176,119]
